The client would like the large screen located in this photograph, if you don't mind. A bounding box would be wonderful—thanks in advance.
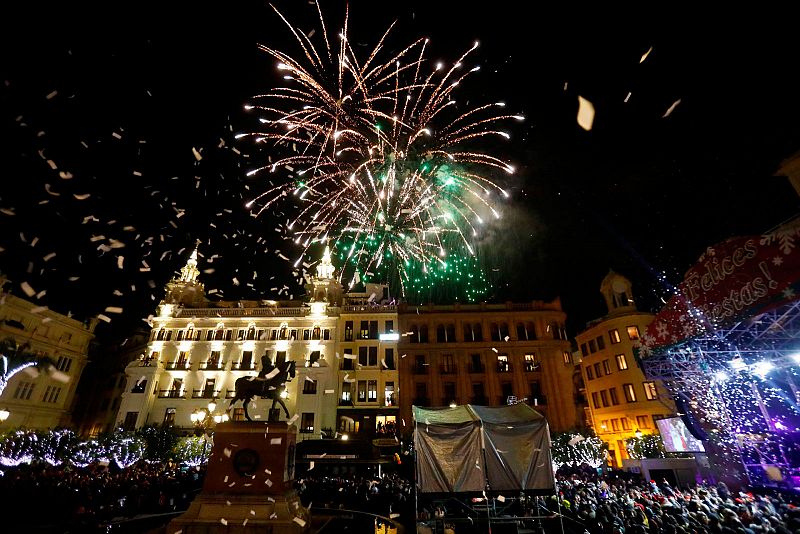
[656,417,706,453]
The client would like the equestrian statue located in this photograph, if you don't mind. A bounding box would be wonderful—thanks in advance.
[229,355,296,422]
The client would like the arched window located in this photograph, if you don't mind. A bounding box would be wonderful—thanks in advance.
[473,323,483,342]
[499,323,510,340]
[464,323,473,341]
[419,325,429,343]
[446,324,456,342]
[436,325,446,343]
[490,323,500,342]
[279,323,288,340]
[516,323,527,341]
[247,324,256,340]
[527,322,536,340]
[410,325,419,343]
[214,323,225,341]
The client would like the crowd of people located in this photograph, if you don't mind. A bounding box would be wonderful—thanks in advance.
[295,470,414,521]
[0,461,205,530]
[548,466,800,533]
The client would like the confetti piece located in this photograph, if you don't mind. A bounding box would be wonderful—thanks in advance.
[58,171,73,179]
[491,347,498,353]
[265,368,280,379]
[270,437,282,445]
[97,314,111,323]
[112,132,122,139]
[105,307,123,314]
[223,447,232,457]
[293,518,306,527]
[270,512,277,519]
[242,519,248,527]
[31,305,48,314]
[288,413,299,425]
[117,256,124,269]
[266,478,273,487]
[309,461,315,470]
[43,252,56,262]
[20,282,36,297]
[220,518,227,526]
[46,90,58,99]
[192,147,203,161]
[250,509,256,515]
[224,476,228,482]
[640,46,653,63]
[0,208,15,216]
[132,170,142,176]
[504,335,510,342]
[390,513,400,518]
[497,495,506,502]
[577,96,595,131]
[624,91,632,103]
[662,98,682,118]
[73,193,91,200]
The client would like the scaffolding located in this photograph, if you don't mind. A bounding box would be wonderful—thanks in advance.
[641,299,800,488]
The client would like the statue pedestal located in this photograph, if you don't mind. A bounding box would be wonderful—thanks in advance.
[166,421,309,533]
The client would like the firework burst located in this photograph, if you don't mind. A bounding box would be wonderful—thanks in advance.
[241,2,523,295]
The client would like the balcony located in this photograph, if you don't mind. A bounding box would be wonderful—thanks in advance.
[231,362,256,371]
[468,363,484,373]
[412,397,430,406]
[139,358,157,367]
[412,365,429,375]
[439,366,457,375]
[191,389,220,399]
[157,390,185,399]
[524,363,541,372]
[199,361,225,371]
[338,399,354,406]
[497,363,512,373]
[470,396,488,405]
[165,362,191,370]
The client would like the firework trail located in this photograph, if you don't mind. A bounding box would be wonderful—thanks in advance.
[240,2,522,294]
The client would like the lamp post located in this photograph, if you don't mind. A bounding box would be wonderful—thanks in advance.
[0,408,9,423]
[635,429,643,439]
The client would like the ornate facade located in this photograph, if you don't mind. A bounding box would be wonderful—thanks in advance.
[397,299,582,433]
[576,271,676,467]
[0,275,97,431]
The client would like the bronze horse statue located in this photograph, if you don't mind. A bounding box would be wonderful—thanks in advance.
[229,359,296,421]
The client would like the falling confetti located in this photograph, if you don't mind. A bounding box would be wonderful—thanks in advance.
[577,96,595,131]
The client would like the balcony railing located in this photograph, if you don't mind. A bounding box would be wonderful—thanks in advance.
[468,364,484,373]
[199,361,225,371]
[175,306,307,318]
[157,390,185,399]
[231,362,256,371]
[497,363,512,373]
[165,362,191,370]
[524,363,541,372]
[341,304,397,312]
[191,389,220,399]
[439,366,457,375]
[338,398,354,406]
[412,397,430,406]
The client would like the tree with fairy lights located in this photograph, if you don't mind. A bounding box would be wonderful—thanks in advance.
[550,430,607,470]
[0,337,57,397]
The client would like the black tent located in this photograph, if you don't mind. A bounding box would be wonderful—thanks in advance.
[413,403,554,494]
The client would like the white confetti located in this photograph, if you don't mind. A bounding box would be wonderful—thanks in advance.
[46,90,58,99]
[192,147,203,161]
[43,252,56,262]
[624,91,632,103]
[497,495,506,502]
[20,282,36,297]
[293,517,306,527]
[220,518,227,526]
[117,256,124,269]
[58,171,73,179]
[73,193,91,200]
[577,95,595,131]
[223,447,232,457]
[105,307,123,314]
[266,478,273,487]
[97,314,111,323]
[662,98,682,118]
[640,46,653,63]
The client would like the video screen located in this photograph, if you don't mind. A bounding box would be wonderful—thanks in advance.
[656,417,706,453]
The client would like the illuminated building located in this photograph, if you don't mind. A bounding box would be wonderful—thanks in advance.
[576,271,676,467]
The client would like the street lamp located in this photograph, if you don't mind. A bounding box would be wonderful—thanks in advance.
[207,400,217,413]
[0,408,9,422]
[635,429,643,439]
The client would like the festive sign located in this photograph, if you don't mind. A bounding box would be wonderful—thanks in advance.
[640,220,800,352]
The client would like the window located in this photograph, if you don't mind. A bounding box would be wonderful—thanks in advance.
[341,382,352,402]
[623,383,637,402]
[563,351,572,364]
[360,321,369,339]
[384,348,395,370]
[306,350,321,368]
[302,329,311,341]
[500,323,510,340]
[600,390,609,407]
[585,366,594,380]
[43,386,61,403]
[436,324,446,343]
[419,325,429,343]
[615,353,628,370]
[611,419,620,432]
[357,381,367,402]
[594,363,602,377]
[472,382,485,403]
[621,418,631,431]
[501,382,513,402]
[384,382,395,406]
[385,320,393,334]
[415,354,427,373]
[490,323,501,342]
[441,354,455,374]
[636,415,651,429]
[322,329,330,341]
[580,343,588,357]
[176,329,184,341]
[415,382,428,403]
[609,388,619,405]
[279,324,288,340]
[368,380,378,402]
[344,321,353,341]
[529,381,545,404]
[609,329,621,344]
[303,378,317,394]
[643,382,658,400]
[465,323,482,342]
[589,339,597,353]
[56,356,73,372]
[497,354,510,372]
[275,351,287,365]
[207,351,221,369]
[237,329,245,341]
[358,346,368,367]
[215,326,225,340]
[602,359,611,375]
[163,408,176,427]
[13,382,35,400]
[226,329,233,341]
[342,348,354,370]
[241,351,253,369]
[270,329,278,341]
[233,408,245,422]
[131,378,147,393]
[410,325,419,343]
[300,413,315,433]
[123,412,138,432]
[312,325,321,340]
[627,326,640,340]
[470,353,483,373]
[524,353,540,372]
[596,336,605,350]
[369,346,378,366]
[206,330,214,341]
[591,392,600,409]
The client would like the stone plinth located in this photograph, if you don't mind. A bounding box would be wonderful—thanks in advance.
[165,421,309,533]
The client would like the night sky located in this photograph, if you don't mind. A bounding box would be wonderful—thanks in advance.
[1,2,799,340]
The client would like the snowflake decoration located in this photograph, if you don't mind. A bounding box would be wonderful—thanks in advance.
[761,220,800,255]
[772,256,784,266]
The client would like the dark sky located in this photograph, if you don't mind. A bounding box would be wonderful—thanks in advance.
[1,2,799,340]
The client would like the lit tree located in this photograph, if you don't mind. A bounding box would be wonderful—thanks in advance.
[626,434,668,460]
[550,430,607,470]
[0,337,56,397]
